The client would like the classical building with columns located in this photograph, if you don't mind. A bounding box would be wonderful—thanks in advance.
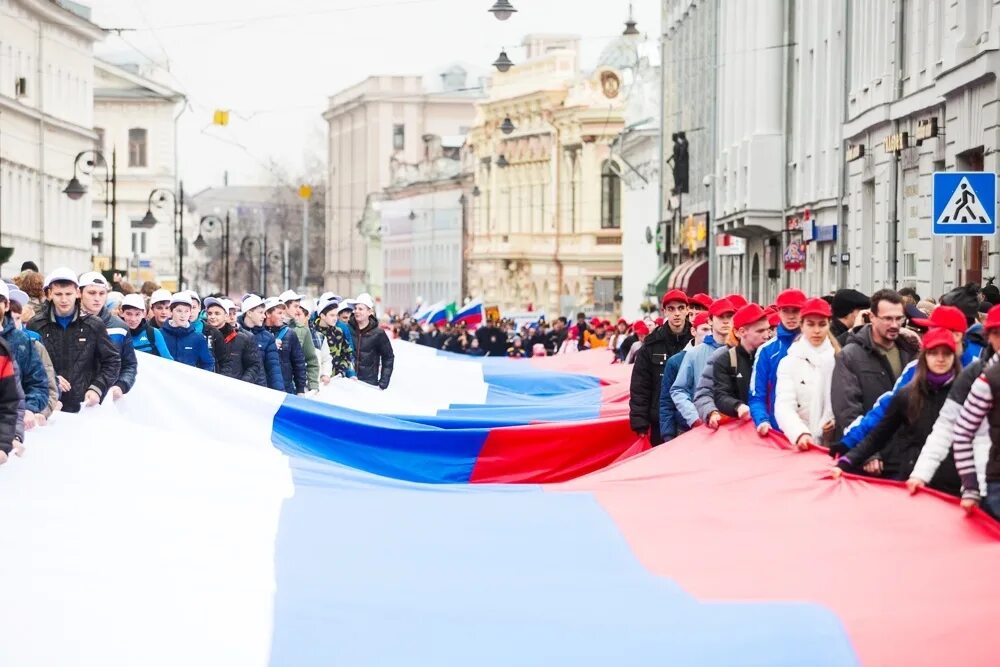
[466,34,626,318]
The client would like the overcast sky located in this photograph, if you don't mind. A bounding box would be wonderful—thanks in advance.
[83,0,661,191]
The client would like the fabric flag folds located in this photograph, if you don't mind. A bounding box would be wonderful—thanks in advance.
[452,298,485,329]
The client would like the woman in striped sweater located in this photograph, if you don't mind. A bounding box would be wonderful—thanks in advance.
[950,306,1000,519]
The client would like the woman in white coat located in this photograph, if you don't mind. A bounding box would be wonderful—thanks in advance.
[774,298,840,451]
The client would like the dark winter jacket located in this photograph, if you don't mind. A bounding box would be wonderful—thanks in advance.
[267,324,307,395]
[349,315,394,389]
[475,325,508,357]
[1,315,49,414]
[657,350,688,442]
[711,344,756,418]
[629,322,692,435]
[545,327,568,355]
[241,320,285,391]
[202,324,228,375]
[160,321,216,371]
[28,304,120,413]
[217,323,262,385]
[840,379,961,495]
[618,333,639,362]
[832,325,919,438]
[98,308,138,394]
[129,320,173,359]
[0,336,23,452]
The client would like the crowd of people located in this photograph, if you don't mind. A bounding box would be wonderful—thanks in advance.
[0,263,395,465]
[627,283,1000,521]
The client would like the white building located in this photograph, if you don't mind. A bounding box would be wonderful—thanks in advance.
[0,0,104,273]
[379,134,467,316]
[92,59,184,287]
[322,67,482,300]
[841,0,1000,298]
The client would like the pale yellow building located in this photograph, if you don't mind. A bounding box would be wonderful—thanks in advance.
[467,35,626,318]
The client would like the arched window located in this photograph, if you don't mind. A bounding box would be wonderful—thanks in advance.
[601,161,621,229]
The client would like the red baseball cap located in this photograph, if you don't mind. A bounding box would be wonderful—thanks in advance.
[775,289,808,310]
[632,321,650,336]
[984,305,1000,331]
[661,289,689,307]
[690,293,713,310]
[654,317,664,326]
[910,305,966,333]
[766,309,781,327]
[921,327,957,353]
[617,318,628,326]
[725,293,749,309]
[709,298,736,318]
[691,311,710,328]
[590,317,602,326]
[800,297,832,319]
[733,304,767,331]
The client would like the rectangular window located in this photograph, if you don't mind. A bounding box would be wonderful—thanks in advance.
[392,124,405,151]
[128,128,147,167]
[593,277,621,314]
[95,127,105,153]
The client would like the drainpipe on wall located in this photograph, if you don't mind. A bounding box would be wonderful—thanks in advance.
[838,0,851,289]
[780,0,795,292]
[37,22,46,267]
[889,0,905,288]
[708,0,720,296]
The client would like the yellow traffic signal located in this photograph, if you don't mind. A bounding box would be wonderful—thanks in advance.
[213,110,230,126]
[298,185,313,200]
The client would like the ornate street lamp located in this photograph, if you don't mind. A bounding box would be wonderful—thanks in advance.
[143,185,186,288]
[493,49,514,73]
[488,0,516,20]
[65,149,118,275]
[198,214,232,293]
[500,117,516,135]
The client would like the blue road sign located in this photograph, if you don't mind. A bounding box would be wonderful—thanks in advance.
[932,171,996,236]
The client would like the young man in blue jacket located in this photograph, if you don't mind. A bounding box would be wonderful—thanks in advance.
[669,298,735,429]
[159,293,215,371]
[119,294,173,359]
[749,289,806,436]
[264,297,307,395]
[239,295,285,391]
[659,311,712,442]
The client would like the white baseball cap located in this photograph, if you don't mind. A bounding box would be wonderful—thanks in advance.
[354,293,375,309]
[187,290,201,303]
[203,297,227,311]
[315,298,336,316]
[43,267,79,289]
[78,272,110,289]
[169,292,192,308]
[121,294,146,311]
[220,299,237,312]
[150,288,171,305]
[264,297,284,312]
[336,301,355,314]
[8,288,28,307]
[241,294,265,314]
[279,289,305,303]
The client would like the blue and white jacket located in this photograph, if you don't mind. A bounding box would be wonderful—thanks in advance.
[669,335,722,428]
[748,324,799,429]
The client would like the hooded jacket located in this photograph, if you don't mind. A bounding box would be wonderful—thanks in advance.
[349,314,394,389]
[314,319,352,378]
[832,325,919,437]
[629,322,693,436]
[774,336,837,445]
[267,323,307,395]
[709,343,756,419]
[28,303,120,413]
[240,319,285,391]
[670,334,722,429]
[97,307,138,394]
[1,314,49,414]
[289,320,320,390]
[748,324,799,429]
[216,323,263,385]
[128,319,173,359]
[160,321,216,371]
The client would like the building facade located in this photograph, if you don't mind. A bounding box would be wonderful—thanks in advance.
[379,134,469,315]
[0,0,103,273]
[467,35,626,318]
[841,0,1000,298]
[322,68,481,300]
[92,59,183,286]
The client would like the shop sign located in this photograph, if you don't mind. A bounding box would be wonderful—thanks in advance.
[884,132,909,153]
[846,143,865,162]
[783,242,806,271]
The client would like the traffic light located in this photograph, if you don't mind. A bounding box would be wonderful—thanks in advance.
[671,132,689,195]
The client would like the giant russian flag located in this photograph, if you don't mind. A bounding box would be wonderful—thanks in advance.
[0,342,997,666]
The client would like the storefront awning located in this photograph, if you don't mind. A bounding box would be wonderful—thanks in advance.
[647,262,675,297]
[667,258,709,294]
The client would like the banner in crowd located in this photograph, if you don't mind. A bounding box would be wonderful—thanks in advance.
[0,346,996,666]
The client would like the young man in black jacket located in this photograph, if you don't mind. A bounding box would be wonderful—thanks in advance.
[701,304,772,429]
[349,293,394,390]
[205,298,262,384]
[264,298,307,395]
[28,268,120,413]
[629,289,693,445]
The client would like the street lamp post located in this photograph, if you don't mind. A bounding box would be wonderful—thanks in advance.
[195,213,231,294]
[64,148,118,277]
[240,236,282,295]
[141,183,186,289]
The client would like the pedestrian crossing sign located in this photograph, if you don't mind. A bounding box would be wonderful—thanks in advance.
[933,171,996,236]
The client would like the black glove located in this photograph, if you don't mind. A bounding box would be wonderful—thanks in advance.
[828,442,848,459]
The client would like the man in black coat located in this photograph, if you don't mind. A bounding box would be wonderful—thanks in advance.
[832,289,919,438]
[830,289,869,343]
[264,298,307,395]
[28,268,120,413]
[475,318,508,357]
[545,317,569,354]
[205,298,263,384]
[629,289,693,445]
[349,293,394,390]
